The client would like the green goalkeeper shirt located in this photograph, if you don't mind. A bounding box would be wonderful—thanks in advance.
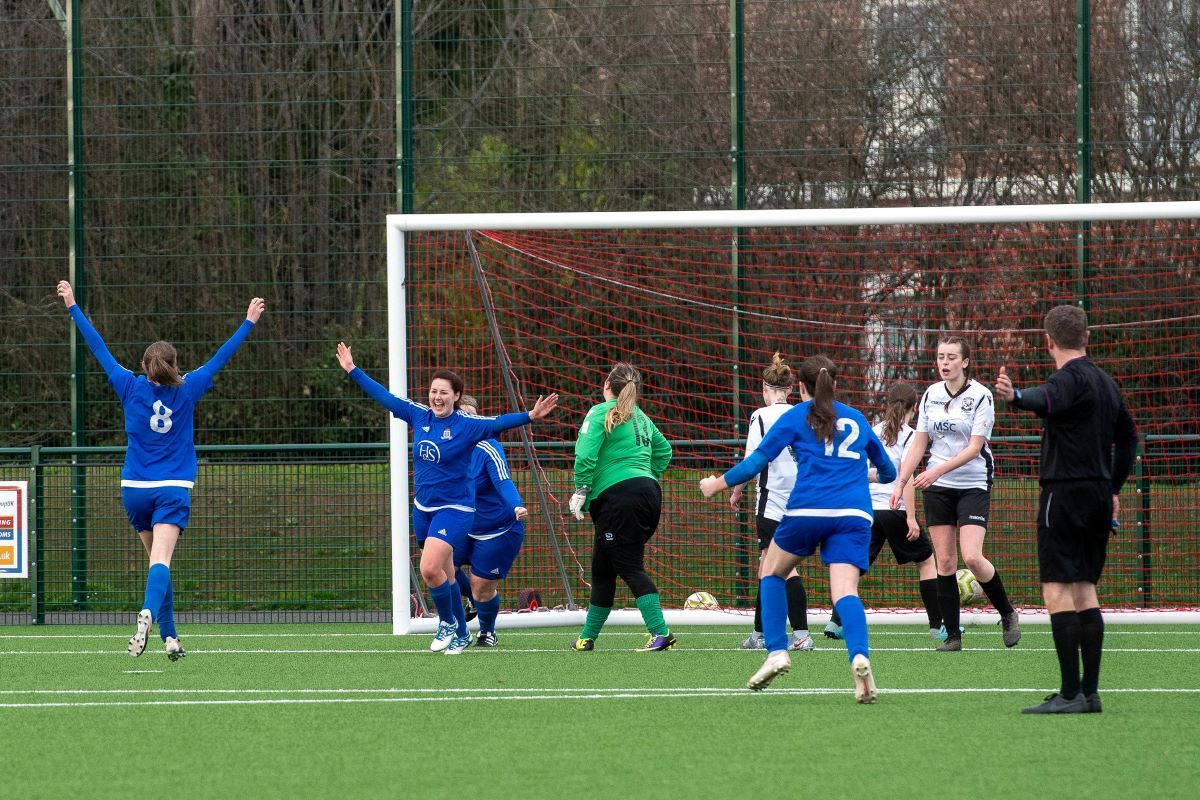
[573,400,673,511]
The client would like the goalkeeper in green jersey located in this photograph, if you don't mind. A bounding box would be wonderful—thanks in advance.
[569,363,675,652]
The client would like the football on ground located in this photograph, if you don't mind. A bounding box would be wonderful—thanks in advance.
[684,591,719,609]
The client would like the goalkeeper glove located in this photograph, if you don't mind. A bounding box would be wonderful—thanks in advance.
[569,487,589,520]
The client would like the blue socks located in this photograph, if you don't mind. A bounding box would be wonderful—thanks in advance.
[477,595,501,634]
[141,563,170,623]
[760,575,789,652]
[454,567,473,601]
[429,580,458,628]
[158,579,177,641]
[834,595,869,662]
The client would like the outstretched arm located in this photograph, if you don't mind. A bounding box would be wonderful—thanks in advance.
[192,297,264,385]
[59,281,132,390]
[338,342,419,425]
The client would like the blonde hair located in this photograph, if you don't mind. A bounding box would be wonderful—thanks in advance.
[604,362,642,433]
[762,352,794,389]
[141,341,183,387]
[880,382,918,447]
[458,394,480,414]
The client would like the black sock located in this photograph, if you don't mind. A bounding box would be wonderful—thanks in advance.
[919,578,942,628]
[830,606,842,626]
[785,576,808,631]
[1078,607,1105,696]
[936,574,960,636]
[1050,611,1082,698]
[753,587,762,633]
[979,571,1015,617]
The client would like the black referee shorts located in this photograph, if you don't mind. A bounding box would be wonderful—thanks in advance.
[922,486,990,529]
[1037,480,1113,585]
[868,509,934,565]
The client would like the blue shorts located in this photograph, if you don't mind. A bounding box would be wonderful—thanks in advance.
[413,507,474,553]
[455,522,525,580]
[772,514,873,572]
[121,486,191,533]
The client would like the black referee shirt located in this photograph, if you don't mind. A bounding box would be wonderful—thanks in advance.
[1012,356,1139,493]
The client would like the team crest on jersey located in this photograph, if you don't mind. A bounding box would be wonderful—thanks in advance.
[441,429,452,440]
[417,442,441,463]
[961,397,975,413]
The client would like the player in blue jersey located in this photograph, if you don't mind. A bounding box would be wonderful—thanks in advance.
[58,280,264,660]
[336,343,557,654]
[701,355,895,703]
[454,396,527,648]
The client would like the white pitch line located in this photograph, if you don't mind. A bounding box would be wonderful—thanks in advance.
[0,629,1197,640]
[2,686,1199,710]
[1,646,1199,656]
[2,686,1198,697]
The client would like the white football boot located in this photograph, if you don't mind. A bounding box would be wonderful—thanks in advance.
[747,650,791,691]
[851,654,877,704]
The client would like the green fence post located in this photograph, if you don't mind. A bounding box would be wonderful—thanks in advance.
[729,0,752,605]
[1075,0,1092,310]
[29,446,45,624]
[1136,450,1151,607]
[65,0,89,611]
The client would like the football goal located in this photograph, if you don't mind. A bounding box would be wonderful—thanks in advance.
[387,201,1200,634]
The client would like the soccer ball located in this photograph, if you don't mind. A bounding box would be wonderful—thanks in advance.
[684,591,718,610]
[956,569,984,605]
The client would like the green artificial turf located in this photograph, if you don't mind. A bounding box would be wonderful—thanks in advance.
[2,623,1197,799]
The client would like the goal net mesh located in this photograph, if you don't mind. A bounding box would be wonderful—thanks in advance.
[403,219,1199,613]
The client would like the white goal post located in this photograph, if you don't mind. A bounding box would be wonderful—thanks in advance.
[387,201,1200,634]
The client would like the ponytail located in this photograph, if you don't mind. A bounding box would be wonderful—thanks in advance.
[880,382,918,447]
[141,341,183,387]
[799,355,837,443]
[603,362,642,433]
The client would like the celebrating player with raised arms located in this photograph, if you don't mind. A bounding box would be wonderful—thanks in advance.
[701,355,895,704]
[58,280,264,660]
[729,353,813,652]
[569,363,674,653]
[454,395,528,648]
[337,343,557,654]
[891,336,1019,651]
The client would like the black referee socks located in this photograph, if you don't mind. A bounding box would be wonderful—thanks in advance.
[1078,607,1105,696]
[1050,610,1083,699]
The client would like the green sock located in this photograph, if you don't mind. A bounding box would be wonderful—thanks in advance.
[580,605,612,640]
[635,593,669,636]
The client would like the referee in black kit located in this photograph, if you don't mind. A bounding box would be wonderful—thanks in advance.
[996,305,1139,714]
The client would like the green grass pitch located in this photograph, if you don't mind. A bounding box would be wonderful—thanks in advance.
[3,623,1197,799]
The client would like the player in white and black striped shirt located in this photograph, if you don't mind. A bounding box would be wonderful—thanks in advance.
[892,336,1020,651]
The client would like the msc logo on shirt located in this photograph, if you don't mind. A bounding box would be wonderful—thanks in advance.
[417,442,441,463]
